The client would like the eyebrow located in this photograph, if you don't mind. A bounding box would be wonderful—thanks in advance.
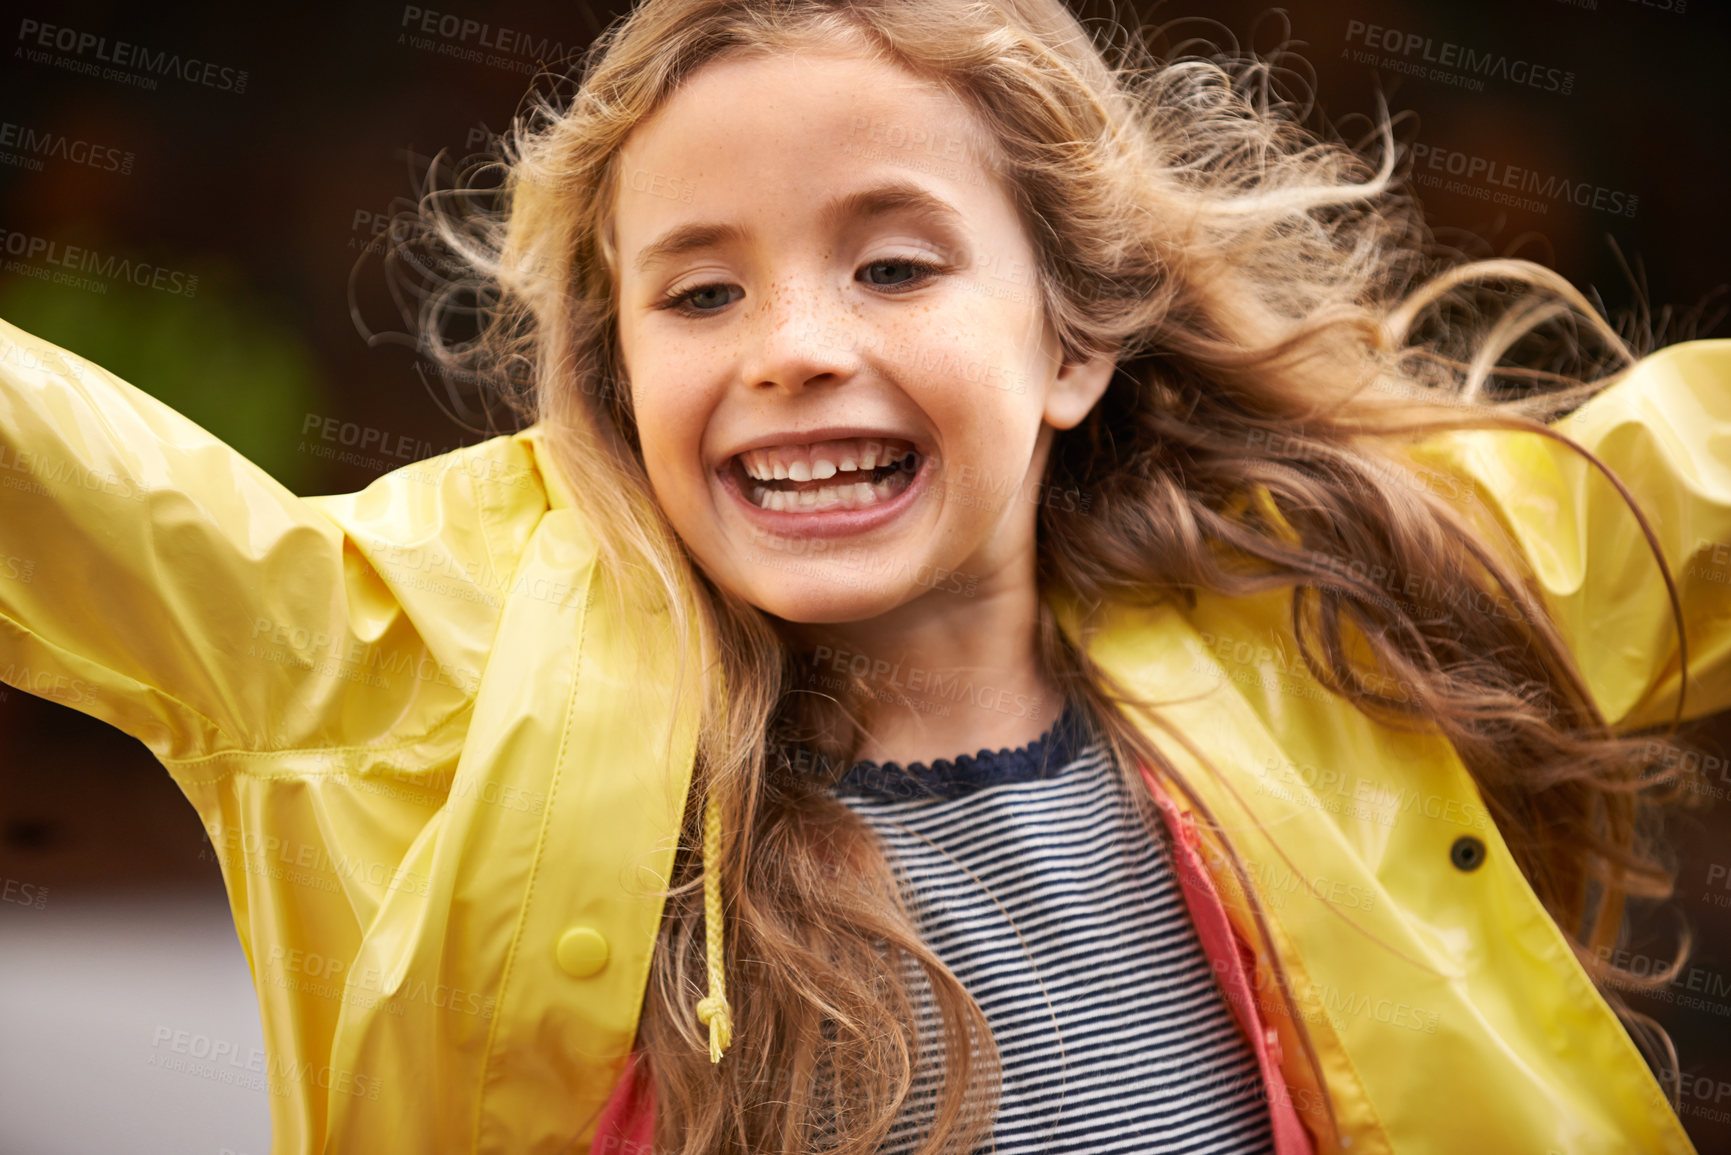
[629,179,967,275]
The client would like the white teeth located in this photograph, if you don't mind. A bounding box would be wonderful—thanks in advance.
[734,437,924,513]
[735,436,917,481]
[744,470,912,513]
[741,452,785,482]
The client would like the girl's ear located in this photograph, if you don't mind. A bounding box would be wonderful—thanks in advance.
[1045,350,1117,431]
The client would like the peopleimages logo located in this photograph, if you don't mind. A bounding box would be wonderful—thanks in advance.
[0,120,134,176]
[1345,19,1575,96]
[397,6,580,76]
[1410,142,1638,218]
[0,229,198,296]
[15,18,249,94]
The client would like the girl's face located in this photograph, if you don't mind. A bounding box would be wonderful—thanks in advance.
[612,48,1112,623]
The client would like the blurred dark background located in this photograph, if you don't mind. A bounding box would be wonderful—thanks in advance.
[0,2,1728,1152]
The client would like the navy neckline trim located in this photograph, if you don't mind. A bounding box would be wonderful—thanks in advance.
[827,700,1092,801]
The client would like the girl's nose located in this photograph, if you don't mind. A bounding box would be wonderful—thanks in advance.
[739,279,864,394]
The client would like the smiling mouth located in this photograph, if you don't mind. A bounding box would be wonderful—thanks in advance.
[728,436,922,512]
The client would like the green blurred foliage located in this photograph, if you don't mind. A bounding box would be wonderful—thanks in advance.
[0,258,327,492]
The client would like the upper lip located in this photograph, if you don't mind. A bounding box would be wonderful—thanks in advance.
[717,425,926,463]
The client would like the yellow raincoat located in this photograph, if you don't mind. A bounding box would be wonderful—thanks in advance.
[1,313,1726,1153]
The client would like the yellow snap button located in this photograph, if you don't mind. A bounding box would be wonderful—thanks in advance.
[555,926,610,977]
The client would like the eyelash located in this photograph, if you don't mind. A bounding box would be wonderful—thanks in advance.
[657,257,947,317]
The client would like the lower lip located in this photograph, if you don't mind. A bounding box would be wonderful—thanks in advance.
[718,455,931,540]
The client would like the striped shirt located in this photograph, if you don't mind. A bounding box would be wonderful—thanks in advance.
[822,702,1278,1153]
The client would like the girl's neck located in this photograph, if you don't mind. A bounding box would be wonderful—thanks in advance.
[796,582,1064,768]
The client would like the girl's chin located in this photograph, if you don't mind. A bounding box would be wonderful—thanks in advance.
[731,569,923,625]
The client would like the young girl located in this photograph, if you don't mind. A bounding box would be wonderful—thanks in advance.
[2,0,1727,1151]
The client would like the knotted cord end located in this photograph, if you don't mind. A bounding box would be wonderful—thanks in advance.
[695,991,733,1063]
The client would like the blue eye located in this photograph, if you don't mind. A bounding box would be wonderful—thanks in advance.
[662,282,742,315]
[861,259,943,288]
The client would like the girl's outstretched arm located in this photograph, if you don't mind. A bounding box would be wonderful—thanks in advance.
[0,314,518,762]
[1409,338,1731,732]
[0,314,559,1149]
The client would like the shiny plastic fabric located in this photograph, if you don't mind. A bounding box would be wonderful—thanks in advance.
[2,314,1726,1153]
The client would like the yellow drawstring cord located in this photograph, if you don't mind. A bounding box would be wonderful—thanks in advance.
[694,787,733,1063]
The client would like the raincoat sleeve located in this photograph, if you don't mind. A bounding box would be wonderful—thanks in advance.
[1407,338,1731,732]
[0,316,576,1152]
[0,313,518,763]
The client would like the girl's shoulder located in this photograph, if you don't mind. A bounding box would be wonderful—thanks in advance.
[1403,337,1731,730]
[302,422,558,551]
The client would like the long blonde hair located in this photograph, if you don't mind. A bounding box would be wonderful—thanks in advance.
[405,0,1704,1149]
